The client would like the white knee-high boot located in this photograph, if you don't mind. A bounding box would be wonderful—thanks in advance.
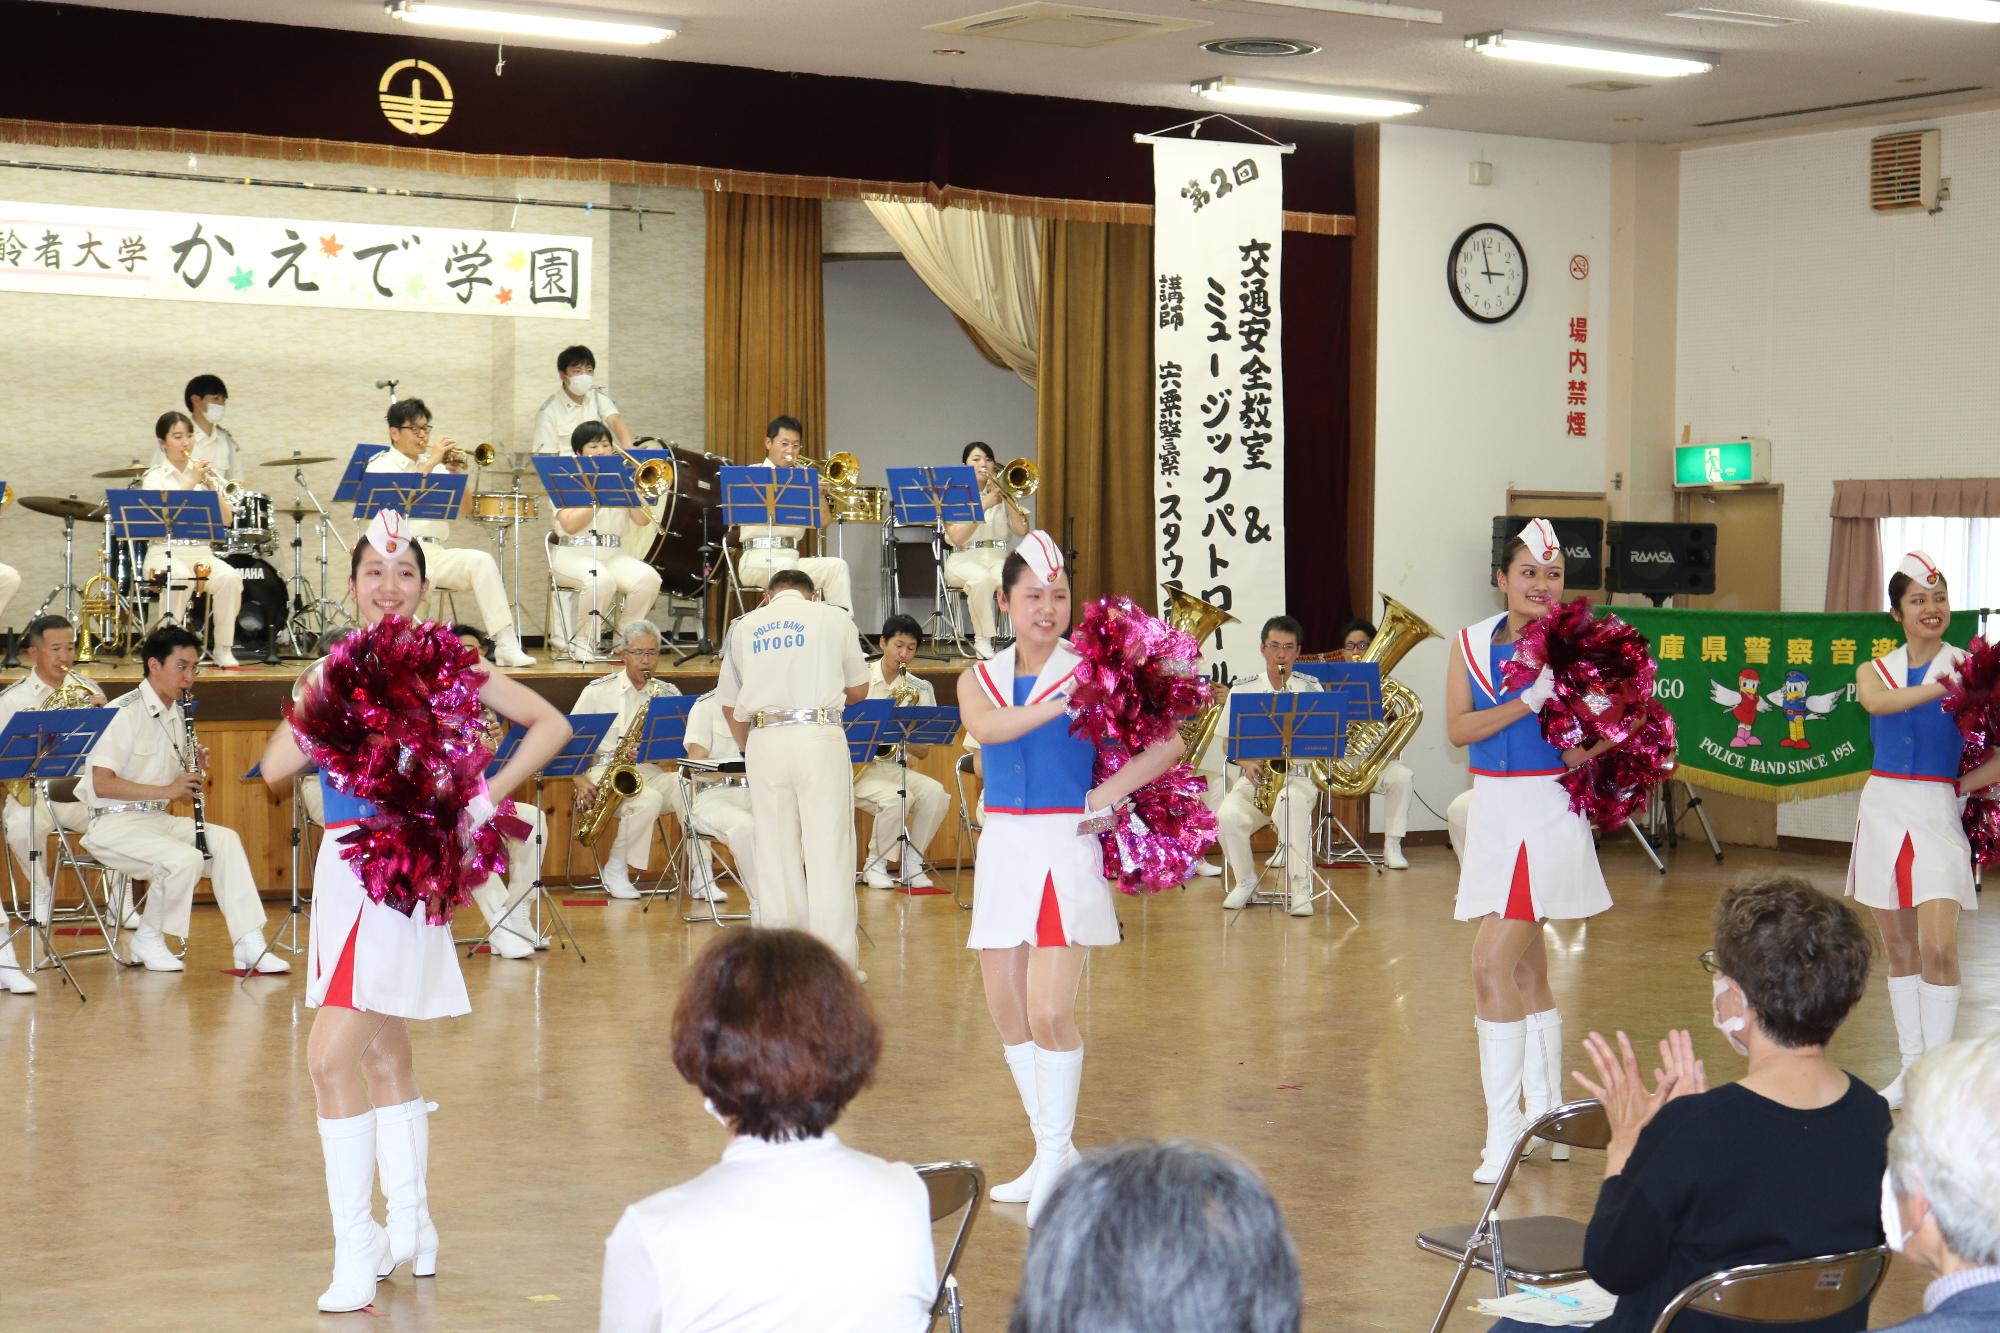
[1025,1046,1084,1227]
[374,1098,440,1278]
[316,1112,389,1313]
[1918,981,1960,1054]
[1474,1017,1527,1185]
[1521,1008,1569,1162]
[990,1041,1040,1203]
[1881,974,1925,1110]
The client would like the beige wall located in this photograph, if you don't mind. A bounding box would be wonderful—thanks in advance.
[1606,142,1679,524]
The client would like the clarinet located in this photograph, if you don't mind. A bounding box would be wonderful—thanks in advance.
[179,688,209,856]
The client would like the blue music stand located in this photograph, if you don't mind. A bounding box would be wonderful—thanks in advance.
[631,695,697,767]
[484,723,524,781]
[0,705,118,1001]
[842,697,895,764]
[860,701,963,890]
[1226,690,1375,921]
[720,465,818,530]
[1294,660,1384,716]
[106,488,226,548]
[534,456,644,513]
[352,469,465,524]
[885,466,983,527]
[334,445,391,503]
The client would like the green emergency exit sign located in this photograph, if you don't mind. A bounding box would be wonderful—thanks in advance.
[1673,438,1769,488]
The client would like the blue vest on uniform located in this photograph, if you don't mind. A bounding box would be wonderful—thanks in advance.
[322,784,379,825]
[983,674,1096,814]
[1467,627,1565,776]
[1871,664,1962,781]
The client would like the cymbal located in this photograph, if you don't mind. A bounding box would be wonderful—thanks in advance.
[262,454,337,467]
[280,504,314,518]
[92,465,147,479]
[21,495,108,523]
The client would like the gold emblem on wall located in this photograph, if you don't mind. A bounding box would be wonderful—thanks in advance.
[379,59,454,136]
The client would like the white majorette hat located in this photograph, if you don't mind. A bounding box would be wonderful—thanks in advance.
[1020,529,1064,585]
[365,509,414,558]
[1517,517,1560,566]
[1897,550,1944,589]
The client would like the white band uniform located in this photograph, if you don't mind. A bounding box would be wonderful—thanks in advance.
[572,669,684,878]
[944,500,1020,641]
[364,448,518,633]
[737,459,854,611]
[1217,669,1320,899]
[854,660,952,873]
[138,457,244,650]
[549,502,662,634]
[1847,642,1978,914]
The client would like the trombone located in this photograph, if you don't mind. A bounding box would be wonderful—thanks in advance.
[796,450,860,492]
[609,442,671,502]
[994,457,1037,517]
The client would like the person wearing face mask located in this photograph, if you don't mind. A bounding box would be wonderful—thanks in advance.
[1848,552,1985,1111]
[183,373,239,479]
[1488,874,1890,1333]
[532,345,634,455]
[1446,519,1619,1184]
[1876,1035,2000,1332]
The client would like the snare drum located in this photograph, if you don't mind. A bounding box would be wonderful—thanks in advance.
[830,484,891,525]
[473,492,539,524]
[228,489,273,546]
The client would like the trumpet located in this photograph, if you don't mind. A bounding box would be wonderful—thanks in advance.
[442,441,498,470]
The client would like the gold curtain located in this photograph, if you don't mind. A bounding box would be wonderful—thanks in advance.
[705,193,826,461]
[1035,220,1155,612]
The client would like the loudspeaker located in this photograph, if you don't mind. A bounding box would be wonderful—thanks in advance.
[1606,522,1717,603]
[1490,516,1605,591]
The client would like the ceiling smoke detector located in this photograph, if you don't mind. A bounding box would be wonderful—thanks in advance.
[1200,36,1321,56]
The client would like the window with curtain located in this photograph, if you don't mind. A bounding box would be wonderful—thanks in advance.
[1878,517,2000,611]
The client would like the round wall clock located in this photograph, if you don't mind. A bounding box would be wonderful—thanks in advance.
[1447,223,1528,324]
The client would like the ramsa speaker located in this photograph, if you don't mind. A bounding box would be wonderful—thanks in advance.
[1605,522,1717,603]
[1490,515,1605,591]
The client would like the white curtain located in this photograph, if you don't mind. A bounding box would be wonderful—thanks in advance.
[863,198,1041,388]
[1879,517,2000,613]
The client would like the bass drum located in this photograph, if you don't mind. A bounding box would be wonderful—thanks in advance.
[221,553,288,652]
[621,445,723,598]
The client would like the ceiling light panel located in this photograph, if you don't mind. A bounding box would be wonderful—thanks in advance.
[1466,29,1718,77]
[1192,76,1425,117]
[385,1,679,45]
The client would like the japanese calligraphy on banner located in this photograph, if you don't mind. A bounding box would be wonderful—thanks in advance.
[1565,254,1590,439]
[1151,140,1285,683]
[1608,606,1973,802]
[0,199,590,318]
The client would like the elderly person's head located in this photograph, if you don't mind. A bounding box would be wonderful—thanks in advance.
[1706,874,1872,1054]
[670,929,880,1141]
[1885,1035,2000,1275]
[1009,1139,1301,1333]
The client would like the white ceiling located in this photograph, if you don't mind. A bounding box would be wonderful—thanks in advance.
[38,0,2000,144]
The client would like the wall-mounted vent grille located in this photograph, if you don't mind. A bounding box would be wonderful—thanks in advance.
[1870,128,1940,213]
[926,3,1209,47]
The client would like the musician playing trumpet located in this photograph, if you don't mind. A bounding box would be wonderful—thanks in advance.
[1216,616,1320,917]
[550,422,661,664]
[944,442,1031,660]
[141,410,244,669]
[569,621,683,901]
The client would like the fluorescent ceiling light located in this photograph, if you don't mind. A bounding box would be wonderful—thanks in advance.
[1465,30,1717,77]
[385,1,679,45]
[1192,76,1425,117]
[1817,0,2000,21]
[1194,0,1443,25]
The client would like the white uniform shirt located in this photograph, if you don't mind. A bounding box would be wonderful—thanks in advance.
[190,422,240,479]
[597,1132,934,1333]
[552,497,635,542]
[866,659,937,706]
[532,385,623,455]
[139,457,215,494]
[715,590,867,721]
[1228,669,1321,782]
[0,672,105,803]
[682,694,742,763]
[77,680,187,808]
[955,500,1016,548]
[364,447,453,544]
[738,457,810,544]
[572,671,683,777]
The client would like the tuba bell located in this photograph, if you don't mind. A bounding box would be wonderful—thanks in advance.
[1314,594,1442,799]
[1161,581,1239,770]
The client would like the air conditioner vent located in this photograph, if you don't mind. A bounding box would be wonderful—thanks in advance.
[926,2,1210,47]
[1871,128,1940,213]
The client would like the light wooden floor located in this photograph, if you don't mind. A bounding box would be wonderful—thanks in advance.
[5,842,1988,1330]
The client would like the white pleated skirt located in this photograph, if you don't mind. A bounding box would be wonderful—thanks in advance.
[967,811,1120,949]
[306,830,471,1020]
[1454,774,1612,923]
[1846,775,1978,913]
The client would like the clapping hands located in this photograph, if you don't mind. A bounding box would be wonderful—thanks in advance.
[1571,1029,1707,1176]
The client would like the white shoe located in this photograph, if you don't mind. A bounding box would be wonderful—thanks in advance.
[863,866,898,890]
[130,925,185,972]
[211,648,241,669]
[903,868,935,889]
[492,629,534,669]
[1222,881,1254,910]
[564,634,600,664]
[1190,858,1222,878]
[685,871,723,903]
[1882,974,1924,1110]
[991,1041,1039,1202]
[0,939,37,994]
[317,1111,390,1312]
[973,635,995,660]
[375,1099,440,1280]
[1287,887,1314,917]
[1026,1046,1085,1227]
[1384,837,1409,870]
[602,864,640,900]
[233,930,292,975]
[1473,1017,1527,1184]
[1269,847,1288,870]
[1522,1008,1569,1161]
[486,923,535,959]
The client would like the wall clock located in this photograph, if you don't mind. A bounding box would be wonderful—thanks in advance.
[1447,223,1527,324]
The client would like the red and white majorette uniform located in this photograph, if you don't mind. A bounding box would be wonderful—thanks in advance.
[1846,641,1976,914]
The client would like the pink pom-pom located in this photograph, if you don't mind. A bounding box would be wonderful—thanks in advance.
[1942,637,2000,860]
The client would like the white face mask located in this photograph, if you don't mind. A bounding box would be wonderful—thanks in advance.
[567,374,594,395]
[702,1096,731,1131]
[1711,976,1749,1056]
[1880,1170,1907,1252]
[203,402,225,426]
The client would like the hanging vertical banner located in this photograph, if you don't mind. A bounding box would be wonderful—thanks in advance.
[1151,139,1285,684]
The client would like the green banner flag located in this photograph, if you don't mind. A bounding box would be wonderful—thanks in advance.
[1604,607,1974,803]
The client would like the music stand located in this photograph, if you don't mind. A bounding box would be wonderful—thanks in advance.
[718,466,819,620]
[859,703,962,893]
[333,446,391,503]
[886,466,984,658]
[351,470,465,526]
[106,487,228,657]
[484,711,615,962]
[536,456,647,653]
[1226,684,1378,923]
[236,758,317,977]
[0,706,117,1001]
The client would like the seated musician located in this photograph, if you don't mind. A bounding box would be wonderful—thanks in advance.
[78,624,286,974]
[184,372,239,479]
[943,442,1030,660]
[854,615,951,891]
[570,620,686,901]
[1217,617,1320,918]
[532,344,634,455]
[365,397,534,668]
[550,421,662,664]
[737,415,854,613]
[1340,616,1414,871]
[677,688,757,915]
[139,411,245,669]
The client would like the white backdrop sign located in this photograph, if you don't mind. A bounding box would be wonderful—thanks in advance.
[0,199,590,318]
[1150,140,1285,683]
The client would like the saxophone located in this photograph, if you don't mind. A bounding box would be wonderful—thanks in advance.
[1250,665,1296,817]
[3,672,99,805]
[573,678,662,845]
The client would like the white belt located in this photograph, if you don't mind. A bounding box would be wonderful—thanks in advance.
[743,536,800,551]
[753,707,840,728]
[94,800,167,815]
[559,533,622,548]
[966,540,1008,550]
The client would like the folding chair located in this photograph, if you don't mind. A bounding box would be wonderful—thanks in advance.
[950,751,981,911]
[915,1160,984,1333]
[1415,1098,1611,1333]
[1647,1247,1890,1333]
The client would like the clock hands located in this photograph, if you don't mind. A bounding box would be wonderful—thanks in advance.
[1481,238,1498,283]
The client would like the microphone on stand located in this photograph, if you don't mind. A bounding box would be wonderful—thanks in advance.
[374,378,400,401]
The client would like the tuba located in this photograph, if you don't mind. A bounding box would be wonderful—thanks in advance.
[1314,594,1442,799]
[1161,582,1239,770]
[4,672,99,804]
[573,679,664,846]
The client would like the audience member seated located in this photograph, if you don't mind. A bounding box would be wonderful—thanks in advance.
[1009,1138,1301,1333]
[597,929,934,1332]
[1877,1035,2000,1331]
[1492,873,1889,1333]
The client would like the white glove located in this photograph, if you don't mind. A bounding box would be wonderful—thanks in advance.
[1519,666,1557,715]
[461,789,497,841]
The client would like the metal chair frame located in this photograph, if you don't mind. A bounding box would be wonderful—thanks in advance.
[915,1160,985,1333]
[950,751,981,911]
[668,770,750,927]
[1647,1247,1891,1333]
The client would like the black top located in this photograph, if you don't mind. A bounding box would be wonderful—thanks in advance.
[1584,1075,1890,1333]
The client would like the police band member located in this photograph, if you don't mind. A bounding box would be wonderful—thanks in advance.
[532,344,635,455]
[571,621,686,901]
[1217,616,1319,917]
[550,421,662,664]
[142,411,244,669]
[944,442,1030,660]
[365,398,535,668]
[184,372,240,479]
[855,615,950,891]
[715,569,869,971]
[738,416,855,613]
[677,689,759,914]
[1340,616,1415,871]
[79,624,285,973]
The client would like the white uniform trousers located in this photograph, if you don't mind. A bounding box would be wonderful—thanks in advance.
[943,549,1006,639]
[0,562,19,623]
[4,794,89,918]
[144,543,242,651]
[854,759,950,867]
[550,547,662,632]
[737,548,854,612]
[1447,788,1473,858]
[1375,759,1414,839]
[83,810,264,942]
[745,725,857,966]
[1218,775,1315,893]
[472,803,545,941]
[688,782,759,904]
[418,541,517,634]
